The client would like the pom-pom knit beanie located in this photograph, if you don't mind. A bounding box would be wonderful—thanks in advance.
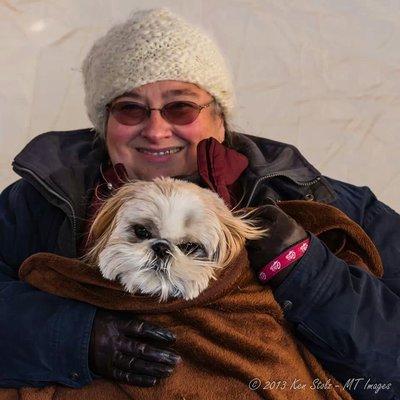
[82,8,235,137]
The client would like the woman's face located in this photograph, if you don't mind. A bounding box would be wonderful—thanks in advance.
[106,80,225,180]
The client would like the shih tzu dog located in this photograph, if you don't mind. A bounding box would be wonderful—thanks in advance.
[84,177,266,302]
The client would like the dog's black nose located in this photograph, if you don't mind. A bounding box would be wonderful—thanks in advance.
[151,241,171,259]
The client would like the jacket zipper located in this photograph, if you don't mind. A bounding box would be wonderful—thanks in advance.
[245,173,321,207]
[13,164,77,238]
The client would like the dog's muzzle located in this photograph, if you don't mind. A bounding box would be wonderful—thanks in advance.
[151,239,171,260]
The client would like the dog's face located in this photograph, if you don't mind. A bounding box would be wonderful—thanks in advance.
[86,178,265,301]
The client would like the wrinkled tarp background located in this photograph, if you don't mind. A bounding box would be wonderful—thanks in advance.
[0,0,399,211]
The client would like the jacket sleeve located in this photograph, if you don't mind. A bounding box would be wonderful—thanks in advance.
[273,177,400,399]
[0,180,97,388]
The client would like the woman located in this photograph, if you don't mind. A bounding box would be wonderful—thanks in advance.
[0,8,399,399]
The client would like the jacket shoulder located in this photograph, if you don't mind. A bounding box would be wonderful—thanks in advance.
[323,176,380,225]
[13,128,99,167]
[0,179,65,269]
[21,128,96,145]
[1,179,45,205]
[244,133,301,151]
[240,133,315,168]
[233,133,336,204]
[0,178,63,226]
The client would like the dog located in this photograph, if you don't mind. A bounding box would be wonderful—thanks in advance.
[84,177,266,301]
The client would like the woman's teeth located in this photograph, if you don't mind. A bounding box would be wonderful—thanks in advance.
[137,147,183,156]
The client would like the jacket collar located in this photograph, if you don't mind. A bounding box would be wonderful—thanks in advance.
[12,129,106,238]
[228,133,336,206]
[233,133,322,182]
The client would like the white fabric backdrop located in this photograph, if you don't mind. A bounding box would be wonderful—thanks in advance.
[1,0,399,211]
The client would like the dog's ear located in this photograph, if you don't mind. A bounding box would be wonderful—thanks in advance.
[214,205,268,267]
[82,184,138,265]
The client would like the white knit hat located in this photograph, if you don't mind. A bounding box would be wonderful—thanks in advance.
[82,8,235,137]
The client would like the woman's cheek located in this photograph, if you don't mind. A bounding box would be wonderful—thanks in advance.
[107,128,137,152]
[177,128,203,145]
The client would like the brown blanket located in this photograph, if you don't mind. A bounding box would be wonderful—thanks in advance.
[5,201,382,400]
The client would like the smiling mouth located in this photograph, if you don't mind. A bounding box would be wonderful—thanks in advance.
[136,147,184,156]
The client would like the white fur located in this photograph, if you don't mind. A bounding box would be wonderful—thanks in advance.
[93,177,263,302]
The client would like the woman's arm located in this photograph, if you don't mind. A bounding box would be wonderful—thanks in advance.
[0,179,180,388]
[0,180,97,388]
[273,179,400,399]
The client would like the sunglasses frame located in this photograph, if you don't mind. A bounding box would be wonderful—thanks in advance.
[106,99,215,126]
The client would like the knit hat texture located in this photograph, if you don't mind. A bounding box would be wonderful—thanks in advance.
[82,8,235,137]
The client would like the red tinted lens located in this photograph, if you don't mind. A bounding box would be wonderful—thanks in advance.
[110,102,147,125]
[162,102,199,125]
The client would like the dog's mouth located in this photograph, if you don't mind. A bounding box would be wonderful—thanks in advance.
[150,258,170,273]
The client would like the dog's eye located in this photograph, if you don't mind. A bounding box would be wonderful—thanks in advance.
[133,224,152,240]
[178,242,202,254]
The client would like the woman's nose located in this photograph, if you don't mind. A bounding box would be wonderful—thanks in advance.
[140,109,172,141]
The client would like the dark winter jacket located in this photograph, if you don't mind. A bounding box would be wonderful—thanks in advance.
[0,129,399,399]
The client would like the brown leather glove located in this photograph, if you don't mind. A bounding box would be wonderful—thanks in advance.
[246,201,309,287]
[89,308,181,386]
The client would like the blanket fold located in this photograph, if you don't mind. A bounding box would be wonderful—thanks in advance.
[5,201,382,400]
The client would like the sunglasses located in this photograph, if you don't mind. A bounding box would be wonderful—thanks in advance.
[107,99,215,126]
